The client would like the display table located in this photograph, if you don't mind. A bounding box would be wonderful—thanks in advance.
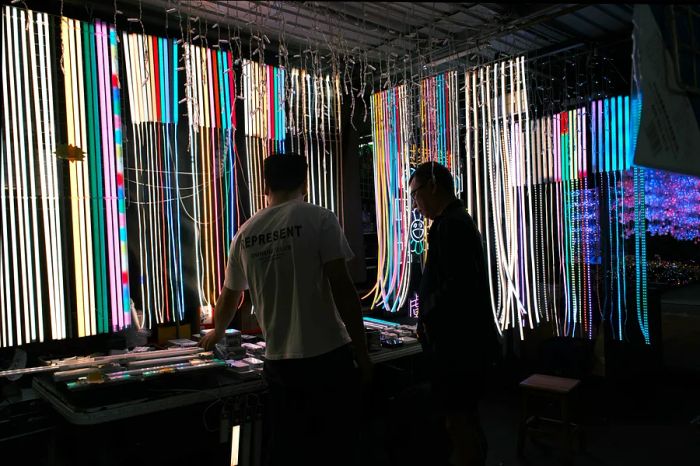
[33,342,422,426]
[369,342,422,364]
[32,369,265,425]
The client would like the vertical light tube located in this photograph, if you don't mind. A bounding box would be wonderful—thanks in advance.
[1,6,15,346]
[617,96,624,172]
[22,10,43,342]
[604,99,610,173]
[611,98,617,174]
[591,101,597,174]
[97,22,117,331]
[624,96,631,170]
[11,8,31,344]
[465,71,472,213]
[77,20,97,336]
[44,12,66,339]
[474,70,482,232]
[87,21,105,334]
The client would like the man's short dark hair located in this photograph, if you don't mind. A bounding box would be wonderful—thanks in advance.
[264,153,308,192]
[410,162,455,196]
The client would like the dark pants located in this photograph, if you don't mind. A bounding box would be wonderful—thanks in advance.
[263,344,361,466]
[428,354,489,466]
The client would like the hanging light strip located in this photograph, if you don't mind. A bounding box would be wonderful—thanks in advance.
[123,31,148,326]
[125,32,181,325]
[44,12,66,339]
[419,71,462,193]
[78,18,98,336]
[95,21,112,332]
[60,15,131,337]
[23,10,45,342]
[242,61,342,218]
[62,18,84,338]
[465,69,472,215]
[111,23,129,328]
[0,6,74,346]
[366,86,412,313]
[2,6,19,346]
[465,56,532,338]
[11,9,33,344]
[181,42,239,311]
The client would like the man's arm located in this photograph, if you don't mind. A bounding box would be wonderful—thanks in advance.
[324,258,372,381]
[199,286,246,350]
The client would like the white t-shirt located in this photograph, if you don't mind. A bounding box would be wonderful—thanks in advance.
[223,198,354,360]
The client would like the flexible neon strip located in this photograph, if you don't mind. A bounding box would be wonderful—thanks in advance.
[521,57,538,326]
[483,65,500,332]
[462,57,532,337]
[366,86,412,312]
[241,62,342,218]
[124,31,148,326]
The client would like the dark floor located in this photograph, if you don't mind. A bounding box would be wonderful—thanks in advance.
[360,364,700,466]
[3,355,700,466]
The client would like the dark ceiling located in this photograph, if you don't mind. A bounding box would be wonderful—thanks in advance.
[49,2,632,68]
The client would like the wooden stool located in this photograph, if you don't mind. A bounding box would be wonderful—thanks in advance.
[517,374,582,460]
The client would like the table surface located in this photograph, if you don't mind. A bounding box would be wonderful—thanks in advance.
[33,342,422,425]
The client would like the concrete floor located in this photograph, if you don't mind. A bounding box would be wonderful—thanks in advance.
[360,369,700,466]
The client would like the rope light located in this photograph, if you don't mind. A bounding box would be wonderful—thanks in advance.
[182,42,239,312]
[365,86,412,313]
[465,57,532,338]
[461,52,651,342]
[242,60,342,219]
[124,31,187,326]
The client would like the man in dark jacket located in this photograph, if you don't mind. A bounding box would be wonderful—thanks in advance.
[410,162,500,466]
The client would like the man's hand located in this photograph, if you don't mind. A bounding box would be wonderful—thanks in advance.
[199,329,224,351]
[199,288,245,352]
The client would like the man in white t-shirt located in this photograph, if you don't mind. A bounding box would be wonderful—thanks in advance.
[200,153,371,466]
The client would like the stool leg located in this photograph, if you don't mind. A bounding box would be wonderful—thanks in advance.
[517,393,528,458]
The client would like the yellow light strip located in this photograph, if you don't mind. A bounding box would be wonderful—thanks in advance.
[62,18,83,337]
